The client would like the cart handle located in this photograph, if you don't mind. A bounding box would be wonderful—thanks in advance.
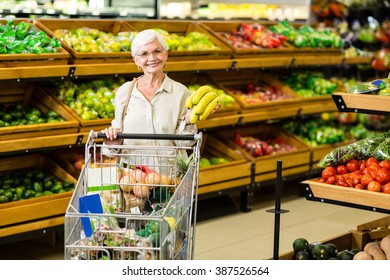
[94,132,202,141]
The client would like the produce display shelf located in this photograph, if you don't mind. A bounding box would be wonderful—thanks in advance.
[0,132,90,154]
[302,179,390,214]
[0,65,71,81]
[343,56,374,65]
[298,95,338,115]
[332,92,390,115]
[294,54,343,66]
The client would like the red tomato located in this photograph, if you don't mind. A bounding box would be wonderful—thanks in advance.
[367,181,382,192]
[359,160,366,171]
[351,170,362,176]
[336,164,348,175]
[375,168,390,184]
[355,184,365,190]
[382,183,390,194]
[325,176,336,185]
[336,178,348,187]
[379,160,390,170]
[322,166,337,180]
[352,176,361,187]
[366,157,379,166]
[361,173,374,187]
[346,159,359,172]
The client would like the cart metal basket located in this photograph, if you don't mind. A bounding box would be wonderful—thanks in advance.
[64,131,202,260]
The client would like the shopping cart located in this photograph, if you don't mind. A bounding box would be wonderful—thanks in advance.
[64,130,202,260]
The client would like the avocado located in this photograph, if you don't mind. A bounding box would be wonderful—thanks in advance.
[293,237,310,253]
[294,250,311,260]
[337,250,354,260]
[311,244,329,260]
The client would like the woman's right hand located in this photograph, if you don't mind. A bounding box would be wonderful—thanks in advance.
[101,127,123,145]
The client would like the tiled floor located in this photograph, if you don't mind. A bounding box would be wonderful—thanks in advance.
[0,181,387,260]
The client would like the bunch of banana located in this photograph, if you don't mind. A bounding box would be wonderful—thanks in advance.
[186,85,222,124]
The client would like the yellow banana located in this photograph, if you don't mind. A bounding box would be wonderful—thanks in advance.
[189,108,199,124]
[193,91,218,115]
[192,85,213,105]
[199,96,221,121]
[185,92,194,109]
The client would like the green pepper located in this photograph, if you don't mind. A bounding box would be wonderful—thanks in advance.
[15,21,30,40]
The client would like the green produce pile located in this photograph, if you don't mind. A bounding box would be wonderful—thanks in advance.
[282,116,382,147]
[0,19,61,54]
[292,237,358,260]
[154,29,221,51]
[268,21,343,49]
[53,28,137,53]
[282,72,338,97]
[51,77,125,120]
[318,131,390,168]
[0,103,64,127]
[0,169,75,204]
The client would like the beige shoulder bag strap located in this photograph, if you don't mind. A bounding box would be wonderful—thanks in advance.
[121,77,137,131]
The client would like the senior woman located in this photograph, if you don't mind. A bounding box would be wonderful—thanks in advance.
[101,29,196,148]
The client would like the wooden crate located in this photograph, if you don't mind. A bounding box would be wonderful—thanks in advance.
[277,230,370,260]
[33,19,135,64]
[217,124,311,180]
[0,82,79,141]
[123,20,233,60]
[267,21,343,55]
[169,72,240,118]
[44,83,115,133]
[199,20,294,58]
[278,216,390,259]
[0,19,70,67]
[302,178,390,211]
[215,70,301,113]
[199,134,251,189]
[49,147,84,179]
[0,154,77,237]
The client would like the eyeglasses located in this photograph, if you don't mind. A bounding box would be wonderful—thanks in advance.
[136,49,164,59]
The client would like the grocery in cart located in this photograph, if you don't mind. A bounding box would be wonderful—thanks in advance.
[65,130,202,260]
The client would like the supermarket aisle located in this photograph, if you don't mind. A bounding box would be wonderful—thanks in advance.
[0,182,387,260]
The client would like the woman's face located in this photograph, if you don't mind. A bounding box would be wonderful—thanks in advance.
[134,39,168,75]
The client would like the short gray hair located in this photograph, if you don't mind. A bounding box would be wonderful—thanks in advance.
[131,29,169,57]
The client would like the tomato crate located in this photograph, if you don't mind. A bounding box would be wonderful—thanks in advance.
[33,19,136,64]
[0,153,77,238]
[214,70,301,113]
[0,82,79,141]
[0,19,70,67]
[122,20,233,61]
[302,179,390,214]
[170,72,240,119]
[199,20,294,58]
[198,134,252,195]
[217,124,311,182]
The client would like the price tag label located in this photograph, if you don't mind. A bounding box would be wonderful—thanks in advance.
[10,8,19,14]
[119,11,128,17]
[22,8,32,13]
[34,8,43,14]
[92,10,100,16]
[46,8,55,14]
